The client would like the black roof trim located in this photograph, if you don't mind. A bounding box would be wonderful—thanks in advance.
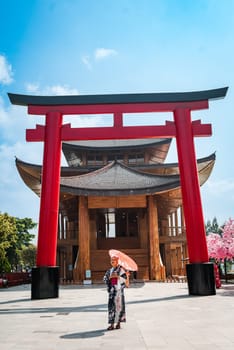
[15,152,216,173]
[8,87,228,106]
[59,182,180,197]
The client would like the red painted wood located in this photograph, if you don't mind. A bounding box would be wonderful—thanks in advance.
[26,124,45,142]
[173,108,209,263]
[28,100,209,115]
[61,124,177,140]
[192,121,212,137]
[36,111,62,266]
[26,122,211,142]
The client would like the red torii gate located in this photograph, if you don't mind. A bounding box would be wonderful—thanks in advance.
[8,87,228,299]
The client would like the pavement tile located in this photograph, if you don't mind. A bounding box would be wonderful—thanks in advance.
[0,282,233,350]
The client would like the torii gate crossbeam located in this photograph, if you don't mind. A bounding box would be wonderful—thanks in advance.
[8,87,228,299]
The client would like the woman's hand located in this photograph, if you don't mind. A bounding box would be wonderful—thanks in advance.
[125,271,130,287]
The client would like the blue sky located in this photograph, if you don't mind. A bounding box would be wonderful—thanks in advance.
[0,0,234,235]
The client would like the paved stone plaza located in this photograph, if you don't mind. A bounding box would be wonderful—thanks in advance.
[0,282,233,350]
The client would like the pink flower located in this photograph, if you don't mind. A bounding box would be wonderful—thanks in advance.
[206,218,234,261]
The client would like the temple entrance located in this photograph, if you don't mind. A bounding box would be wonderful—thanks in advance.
[96,208,140,238]
[96,208,142,250]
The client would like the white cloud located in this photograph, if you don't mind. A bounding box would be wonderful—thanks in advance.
[81,48,118,68]
[25,83,40,93]
[0,55,13,84]
[43,84,79,95]
[25,83,79,95]
[94,48,118,60]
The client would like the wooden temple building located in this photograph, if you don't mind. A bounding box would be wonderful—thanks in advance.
[16,138,215,283]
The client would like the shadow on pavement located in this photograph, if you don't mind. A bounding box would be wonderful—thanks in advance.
[0,293,191,315]
[61,328,106,339]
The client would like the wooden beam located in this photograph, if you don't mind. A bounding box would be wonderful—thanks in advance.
[148,195,161,280]
[74,196,90,281]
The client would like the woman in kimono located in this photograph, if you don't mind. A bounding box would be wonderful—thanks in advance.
[103,256,129,330]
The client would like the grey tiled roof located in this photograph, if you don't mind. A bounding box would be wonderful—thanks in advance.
[60,161,180,196]
[63,138,171,150]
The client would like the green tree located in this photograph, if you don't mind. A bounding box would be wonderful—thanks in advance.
[0,212,17,272]
[205,217,222,236]
[20,244,36,268]
[0,213,37,272]
[6,217,37,270]
[15,217,36,246]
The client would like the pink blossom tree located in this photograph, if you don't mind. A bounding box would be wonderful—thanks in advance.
[221,218,234,259]
[206,218,234,261]
[206,218,234,283]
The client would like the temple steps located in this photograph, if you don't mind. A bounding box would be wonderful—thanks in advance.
[90,249,149,282]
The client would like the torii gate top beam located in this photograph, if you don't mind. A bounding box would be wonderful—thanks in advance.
[8,87,228,109]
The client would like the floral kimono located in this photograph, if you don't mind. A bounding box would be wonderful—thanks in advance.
[103,265,128,325]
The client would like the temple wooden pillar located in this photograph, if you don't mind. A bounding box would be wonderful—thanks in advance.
[74,196,90,282]
[148,195,161,280]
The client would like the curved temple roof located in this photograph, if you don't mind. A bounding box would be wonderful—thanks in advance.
[8,87,228,106]
[60,161,181,196]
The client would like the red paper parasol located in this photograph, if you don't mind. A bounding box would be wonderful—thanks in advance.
[109,249,138,271]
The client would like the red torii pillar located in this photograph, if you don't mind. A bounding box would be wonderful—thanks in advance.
[8,88,227,299]
[174,108,212,295]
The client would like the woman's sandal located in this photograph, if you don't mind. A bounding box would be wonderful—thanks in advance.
[115,322,121,329]
[107,325,114,330]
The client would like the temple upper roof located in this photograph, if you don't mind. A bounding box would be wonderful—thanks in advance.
[62,138,172,167]
[63,138,171,150]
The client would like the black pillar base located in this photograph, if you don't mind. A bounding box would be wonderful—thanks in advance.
[31,266,59,300]
[186,262,216,296]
